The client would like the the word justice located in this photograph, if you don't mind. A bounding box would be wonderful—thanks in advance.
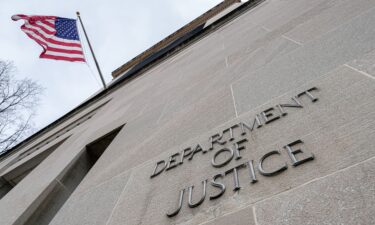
[166,139,314,217]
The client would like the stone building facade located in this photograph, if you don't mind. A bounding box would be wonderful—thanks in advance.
[1,0,375,224]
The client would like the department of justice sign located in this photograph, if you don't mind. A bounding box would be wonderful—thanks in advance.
[149,87,320,217]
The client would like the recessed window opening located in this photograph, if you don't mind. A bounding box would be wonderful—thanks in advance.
[24,124,125,225]
[11,100,110,162]
[0,137,70,200]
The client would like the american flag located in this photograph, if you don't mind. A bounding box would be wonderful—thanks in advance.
[12,14,85,62]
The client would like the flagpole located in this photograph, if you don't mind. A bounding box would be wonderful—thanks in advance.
[76,11,107,89]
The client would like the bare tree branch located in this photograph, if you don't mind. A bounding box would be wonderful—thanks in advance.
[0,60,43,154]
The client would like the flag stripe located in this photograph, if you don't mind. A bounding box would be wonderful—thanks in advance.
[41,54,85,62]
[23,29,83,51]
[35,21,55,33]
[44,20,55,27]
[22,26,82,47]
[46,47,83,55]
[29,23,55,35]
[25,32,48,49]
[23,23,82,45]
[24,23,54,37]
[43,50,85,59]
[24,34,85,61]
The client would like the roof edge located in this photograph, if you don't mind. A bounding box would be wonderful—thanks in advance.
[111,0,241,78]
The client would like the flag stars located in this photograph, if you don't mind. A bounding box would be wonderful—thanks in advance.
[55,18,80,40]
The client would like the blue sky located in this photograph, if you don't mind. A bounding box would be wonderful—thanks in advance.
[0,0,222,131]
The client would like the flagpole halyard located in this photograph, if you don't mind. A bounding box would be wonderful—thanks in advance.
[76,11,107,89]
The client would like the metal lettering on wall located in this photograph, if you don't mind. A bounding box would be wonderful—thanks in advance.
[150,87,319,217]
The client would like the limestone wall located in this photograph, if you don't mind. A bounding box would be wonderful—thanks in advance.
[1,0,375,224]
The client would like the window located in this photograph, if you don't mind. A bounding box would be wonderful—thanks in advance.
[24,125,124,225]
